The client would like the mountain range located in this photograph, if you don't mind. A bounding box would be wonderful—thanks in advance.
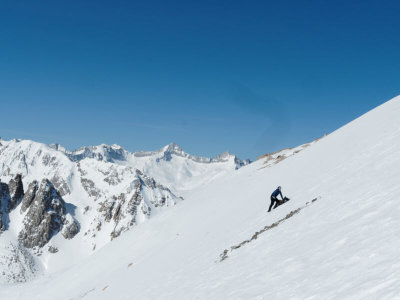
[0,139,255,285]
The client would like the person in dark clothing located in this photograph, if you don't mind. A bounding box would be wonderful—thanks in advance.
[268,186,284,212]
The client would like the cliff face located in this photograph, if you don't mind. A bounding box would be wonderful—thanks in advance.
[8,174,24,212]
[0,181,10,231]
[18,179,79,248]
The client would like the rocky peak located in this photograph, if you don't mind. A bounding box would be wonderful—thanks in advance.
[211,152,251,168]
[49,143,67,152]
[159,143,184,161]
[163,142,184,155]
[212,151,232,162]
[161,143,251,167]
[64,144,128,163]
[18,179,79,248]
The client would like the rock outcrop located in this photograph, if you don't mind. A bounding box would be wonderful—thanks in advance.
[0,175,24,231]
[62,215,80,240]
[8,174,24,212]
[20,180,39,213]
[0,182,10,231]
[18,179,79,248]
[59,144,128,163]
[86,170,180,242]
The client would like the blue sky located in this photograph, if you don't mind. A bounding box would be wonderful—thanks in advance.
[1,0,399,160]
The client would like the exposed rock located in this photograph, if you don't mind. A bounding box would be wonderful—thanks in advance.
[112,201,123,222]
[88,170,180,241]
[64,144,128,163]
[41,153,62,169]
[62,215,80,240]
[49,143,67,152]
[20,181,39,213]
[8,174,24,212]
[258,136,326,168]
[0,183,10,231]
[108,173,178,240]
[98,200,115,222]
[104,168,123,186]
[220,249,229,262]
[50,175,70,196]
[83,206,91,214]
[18,179,80,248]
[48,245,58,253]
[141,175,156,189]
[96,221,102,231]
[219,198,319,262]
[76,162,87,176]
[81,177,101,200]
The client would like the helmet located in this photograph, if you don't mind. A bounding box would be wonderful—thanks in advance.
[278,186,281,190]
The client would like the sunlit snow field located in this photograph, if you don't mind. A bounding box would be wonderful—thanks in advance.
[1,96,400,299]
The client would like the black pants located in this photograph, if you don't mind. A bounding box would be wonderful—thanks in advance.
[268,196,279,212]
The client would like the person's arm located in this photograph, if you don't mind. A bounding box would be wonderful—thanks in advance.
[279,191,284,200]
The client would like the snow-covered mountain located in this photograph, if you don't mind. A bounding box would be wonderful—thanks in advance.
[129,143,250,193]
[0,139,249,282]
[48,141,250,193]
[2,95,400,299]
[50,143,128,163]
[0,139,249,203]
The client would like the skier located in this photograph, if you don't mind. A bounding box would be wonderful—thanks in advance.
[268,186,284,212]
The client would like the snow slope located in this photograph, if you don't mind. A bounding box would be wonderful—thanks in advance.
[2,95,400,299]
[257,135,325,168]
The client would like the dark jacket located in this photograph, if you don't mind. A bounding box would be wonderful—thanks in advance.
[271,188,283,199]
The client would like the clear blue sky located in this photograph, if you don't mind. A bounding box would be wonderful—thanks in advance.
[1,0,399,160]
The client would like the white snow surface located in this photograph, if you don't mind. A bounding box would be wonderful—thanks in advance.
[2,95,400,299]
